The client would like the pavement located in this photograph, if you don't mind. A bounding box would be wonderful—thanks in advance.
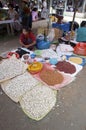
[0,21,86,130]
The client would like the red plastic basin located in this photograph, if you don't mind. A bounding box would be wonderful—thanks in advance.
[74,42,86,56]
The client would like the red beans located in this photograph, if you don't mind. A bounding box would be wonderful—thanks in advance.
[56,61,76,74]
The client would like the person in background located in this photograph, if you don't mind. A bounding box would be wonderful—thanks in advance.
[42,0,47,9]
[80,21,86,27]
[19,27,36,50]
[8,3,21,34]
[0,0,3,8]
[14,3,20,13]
[20,0,32,29]
[41,0,48,19]
[32,7,38,21]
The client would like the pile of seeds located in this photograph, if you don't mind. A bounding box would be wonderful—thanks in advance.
[56,61,76,74]
[20,85,57,121]
[0,56,28,83]
[69,57,82,64]
[0,55,57,121]
[39,69,64,86]
[1,72,39,102]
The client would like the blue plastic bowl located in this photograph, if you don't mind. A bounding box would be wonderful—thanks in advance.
[49,58,58,65]
[30,53,36,59]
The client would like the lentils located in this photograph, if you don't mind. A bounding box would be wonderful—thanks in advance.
[39,69,64,86]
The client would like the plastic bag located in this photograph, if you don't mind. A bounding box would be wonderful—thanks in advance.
[47,29,55,42]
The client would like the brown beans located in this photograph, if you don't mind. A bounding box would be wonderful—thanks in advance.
[39,69,64,86]
[56,61,76,74]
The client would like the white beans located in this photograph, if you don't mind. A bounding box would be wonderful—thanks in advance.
[0,56,28,83]
[20,85,57,121]
[1,72,40,102]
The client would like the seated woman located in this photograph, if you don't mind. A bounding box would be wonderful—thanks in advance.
[32,7,38,21]
[19,27,36,50]
[8,3,21,33]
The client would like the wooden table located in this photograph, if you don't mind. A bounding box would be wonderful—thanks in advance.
[0,20,14,35]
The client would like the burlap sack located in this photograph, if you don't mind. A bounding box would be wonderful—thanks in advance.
[53,28,63,40]
[37,27,49,36]
[37,27,63,41]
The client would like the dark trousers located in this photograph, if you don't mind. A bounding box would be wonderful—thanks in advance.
[22,14,32,29]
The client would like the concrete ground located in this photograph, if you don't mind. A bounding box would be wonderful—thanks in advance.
[0,23,86,130]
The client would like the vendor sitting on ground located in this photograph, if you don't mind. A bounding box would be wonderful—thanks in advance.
[19,27,36,50]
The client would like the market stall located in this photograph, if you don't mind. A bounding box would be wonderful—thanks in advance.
[0,0,86,122]
[0,8,14,35]
[0,19,14,35]
[0,38,86,120]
